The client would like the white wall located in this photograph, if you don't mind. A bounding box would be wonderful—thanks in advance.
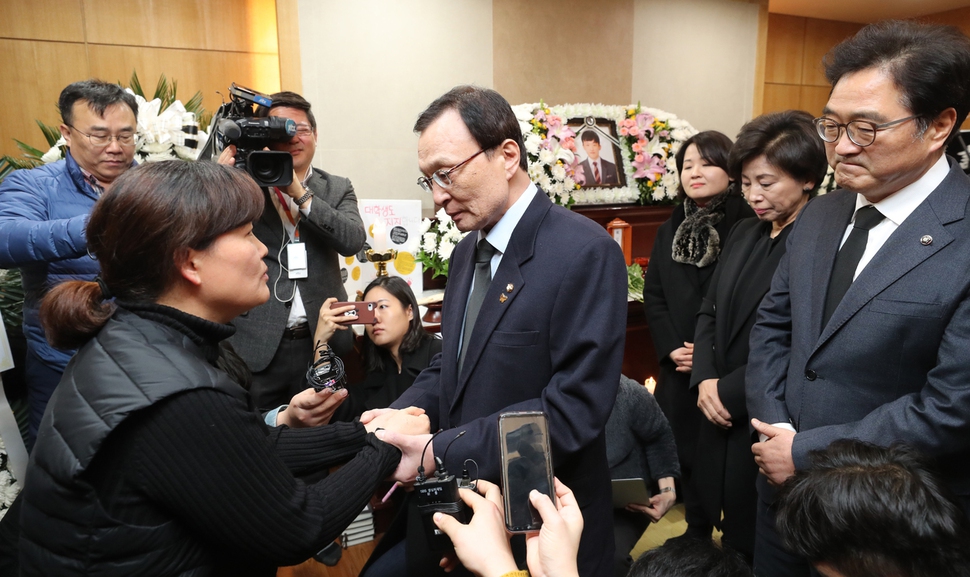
[632,0,761,138]
[298,0,493,212]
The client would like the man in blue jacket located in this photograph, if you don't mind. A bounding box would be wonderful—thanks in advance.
[0,79,137,447]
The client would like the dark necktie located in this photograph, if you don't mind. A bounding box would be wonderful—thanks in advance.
[594,162,601,184]
[458,239,496,375]
[822,205,885,327]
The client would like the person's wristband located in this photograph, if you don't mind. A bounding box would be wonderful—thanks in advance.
[296,190,313,205]
[659,486,674,494]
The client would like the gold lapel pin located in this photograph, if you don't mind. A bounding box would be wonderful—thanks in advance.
[499,294,508,303]
[506,283,514,292]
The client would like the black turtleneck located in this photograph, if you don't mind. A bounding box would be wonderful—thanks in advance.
[82,303,401,575]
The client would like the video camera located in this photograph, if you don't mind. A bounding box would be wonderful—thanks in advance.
[199,84,296,188]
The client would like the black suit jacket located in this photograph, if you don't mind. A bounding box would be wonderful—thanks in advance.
[393,190,628,576]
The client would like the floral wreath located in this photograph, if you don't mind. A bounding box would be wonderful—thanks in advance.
[512,102,697,207]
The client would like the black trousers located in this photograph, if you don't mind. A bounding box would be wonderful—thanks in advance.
[613,508,650,577]
[753,476,813,577]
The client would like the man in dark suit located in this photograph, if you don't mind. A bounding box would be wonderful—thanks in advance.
[366,86,627,576]
[579,130,620,186]
[227,92,366,413]
[746,21,970,577]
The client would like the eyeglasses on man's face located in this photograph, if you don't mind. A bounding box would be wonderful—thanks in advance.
[813,114,920,148]
[294,123,314,138]
[66,124,136,148]
[417,148,487,193]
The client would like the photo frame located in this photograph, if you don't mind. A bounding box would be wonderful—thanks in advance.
[568,117,627,190]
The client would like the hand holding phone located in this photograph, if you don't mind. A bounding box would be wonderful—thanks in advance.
[329,301,377,325]
[499,411,556,533]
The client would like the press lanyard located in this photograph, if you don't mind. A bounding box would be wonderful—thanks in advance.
[272,187,300,241]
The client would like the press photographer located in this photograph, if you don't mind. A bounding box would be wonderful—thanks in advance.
[214,89,367,415]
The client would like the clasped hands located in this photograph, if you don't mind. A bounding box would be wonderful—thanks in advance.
[362,407,435,484]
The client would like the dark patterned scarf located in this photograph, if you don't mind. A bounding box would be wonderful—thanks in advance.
[671,191,730,267]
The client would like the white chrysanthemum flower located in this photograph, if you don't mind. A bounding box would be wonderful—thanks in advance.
[551,163,566,181]
[511,103,536,122]
[525,133,542,155]
[419,218,432,235]
[435,207,449,222]
[538,173,552,190]
[538,149,555,165]
[444,227,464,243]
[438,239,456,259]
[422,232,437,251]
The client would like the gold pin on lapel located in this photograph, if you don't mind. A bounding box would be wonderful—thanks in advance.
[499,294,508,303]
[506,283,514,292]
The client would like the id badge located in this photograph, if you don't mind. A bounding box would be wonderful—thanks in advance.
[287,241,308,279]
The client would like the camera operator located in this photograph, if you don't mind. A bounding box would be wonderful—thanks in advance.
[220,91,367,414]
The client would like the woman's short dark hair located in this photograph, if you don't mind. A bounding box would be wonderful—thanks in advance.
[823,20,970,142]
[41,161,264,349]
[674,131,733,200]
[729,110,828,195]
[414,85,528,172]
[361,275,430,373]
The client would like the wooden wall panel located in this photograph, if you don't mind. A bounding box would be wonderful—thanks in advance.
[275,0,302,93]
[88,46,281,115]
[83,0,279,53]
[798,85,831,117]
[764,13,805,84]
[921,6,970,31]
[801,19,862,86]
[761,14,859,116]
[0,0,286,158]
[493,0,634,106]
[762,83,801,114]
[0,39,89,156]
[0,0,84,41]
[752,3,769,117]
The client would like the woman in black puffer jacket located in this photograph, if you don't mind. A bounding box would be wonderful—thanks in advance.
[19,161,427,576]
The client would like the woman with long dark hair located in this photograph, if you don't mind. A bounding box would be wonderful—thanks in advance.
[19,161,425,576]
[643,131,754,539]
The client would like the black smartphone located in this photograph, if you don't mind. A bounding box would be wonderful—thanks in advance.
[498,411,556,533]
